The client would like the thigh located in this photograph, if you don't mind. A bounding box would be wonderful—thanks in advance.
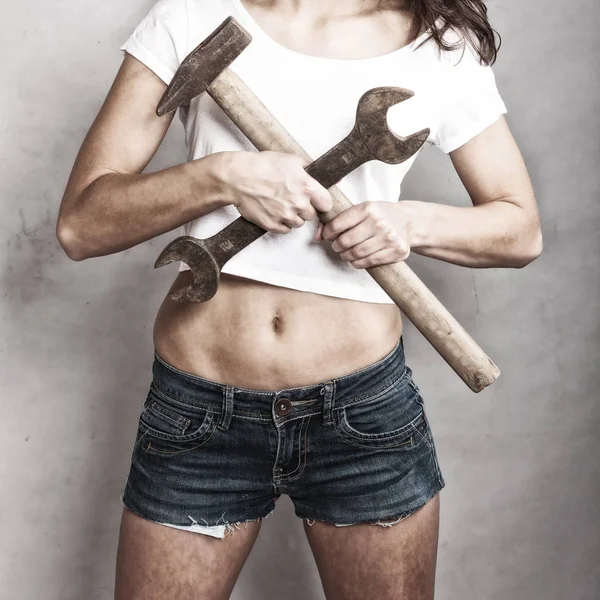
[303,493,440,600]
[114,507,262,600]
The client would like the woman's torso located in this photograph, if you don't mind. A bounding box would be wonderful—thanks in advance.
[154,272,402,389]
[154,2,419,389]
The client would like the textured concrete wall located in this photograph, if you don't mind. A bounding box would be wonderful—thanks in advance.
[1,1,598,598]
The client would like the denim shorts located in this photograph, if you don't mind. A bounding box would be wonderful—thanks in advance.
[120,337,445,538]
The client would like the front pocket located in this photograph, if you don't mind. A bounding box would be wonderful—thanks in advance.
[334,408,427,450]
[137,385,217,455]
[333,374,428,450]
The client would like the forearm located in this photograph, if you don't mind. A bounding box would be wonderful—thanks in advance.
[57,153,228,261]
[404,198,543,268]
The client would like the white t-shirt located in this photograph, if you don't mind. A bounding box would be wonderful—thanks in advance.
[120,0,507,304]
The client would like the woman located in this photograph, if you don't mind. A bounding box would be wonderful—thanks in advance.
[57,0,542,598]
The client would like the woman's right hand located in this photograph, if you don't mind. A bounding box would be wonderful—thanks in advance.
[207,151,333,234]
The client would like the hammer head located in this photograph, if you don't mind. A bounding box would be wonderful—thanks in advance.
[356,87,430,164]
[156,17,252,116]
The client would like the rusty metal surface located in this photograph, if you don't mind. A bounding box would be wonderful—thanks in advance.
[156,17,251,117]
[155,220,266,302]
[305,87,429,189]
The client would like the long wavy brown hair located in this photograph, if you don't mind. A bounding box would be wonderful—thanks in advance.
[402,0,501,65]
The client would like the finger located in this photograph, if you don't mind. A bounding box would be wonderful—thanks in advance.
[339,236,385,262]
[305,179,333,213]
[350,246,410,269]
[263,218,294,234]
[271,223,294,234]
[321,205,369,241]
[281,214,305,229]
[296,203,317,222]
[294,155,312,169]
[313,221,324,241]
[330,219,378,253]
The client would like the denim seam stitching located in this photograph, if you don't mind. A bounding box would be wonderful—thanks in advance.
[334,427,418,450]
[234,414,272,422]
[333,370,410,412]
[278,416,311,481]
[419,410,444,485]
[133,428,149,452]
[411,416,432,449]
[273,407,323,424]
[150,383,214,413]
[334,411,425,449]
[148,401,190,430]
[145,440,204,456]
[139,413,215,443]
[142,424,217,455]
[273,420,284,477]
[341,409,424,441]
[408,379,421,396]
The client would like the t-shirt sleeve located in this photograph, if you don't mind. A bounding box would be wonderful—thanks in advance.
[433,37,507,154]
[119,0,189,85]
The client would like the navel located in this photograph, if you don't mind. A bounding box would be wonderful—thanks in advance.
[272,314,283,335]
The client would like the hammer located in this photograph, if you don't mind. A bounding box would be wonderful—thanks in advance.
[154,17,500,393]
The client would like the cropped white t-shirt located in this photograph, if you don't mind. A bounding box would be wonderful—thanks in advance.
[120,0,507,304]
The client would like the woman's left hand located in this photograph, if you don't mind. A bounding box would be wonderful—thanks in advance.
[313,201,413,269]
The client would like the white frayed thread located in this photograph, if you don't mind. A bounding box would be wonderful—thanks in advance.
[156,517,226,538]
[373,513,411,527]
[157,508,276,539]
[188,515,211,527]
[223,508,276,537]
[304,513,411,528]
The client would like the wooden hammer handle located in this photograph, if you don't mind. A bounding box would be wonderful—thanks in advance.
[206,68,500,392]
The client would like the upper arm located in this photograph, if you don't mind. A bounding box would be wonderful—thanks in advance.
[426,30,539,214]
[449,116,539,219]
[58,52,175,220]
[60,0,190,222]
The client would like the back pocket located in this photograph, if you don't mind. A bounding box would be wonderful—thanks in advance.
[138,384,217,456]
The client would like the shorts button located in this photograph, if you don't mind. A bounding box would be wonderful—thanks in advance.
[275,397,292,416]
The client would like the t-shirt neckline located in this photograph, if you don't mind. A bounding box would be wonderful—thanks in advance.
[231,0,435,65]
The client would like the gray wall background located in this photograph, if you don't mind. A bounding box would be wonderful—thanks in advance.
[1,0,598,598]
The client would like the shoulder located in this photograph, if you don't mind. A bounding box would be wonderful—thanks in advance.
[144,0,189,20]
[424,24,507,153]
[433,24,485,69]
[186,0,233,20]
[133,0,234,50]
[412,20,483,70]
[140,0,229,25]
[417,23,498,100]
[128,0,189,40]
[182,0,245,51]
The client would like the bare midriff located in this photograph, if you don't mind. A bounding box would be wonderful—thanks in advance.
[153,271,403,390]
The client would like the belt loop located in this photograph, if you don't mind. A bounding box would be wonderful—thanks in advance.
[218,386,234,431]
[321,381,335,426]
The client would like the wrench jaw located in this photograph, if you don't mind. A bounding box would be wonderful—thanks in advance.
[154,237,221,303]
[387,126,430,161]
[356,87,430,164]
